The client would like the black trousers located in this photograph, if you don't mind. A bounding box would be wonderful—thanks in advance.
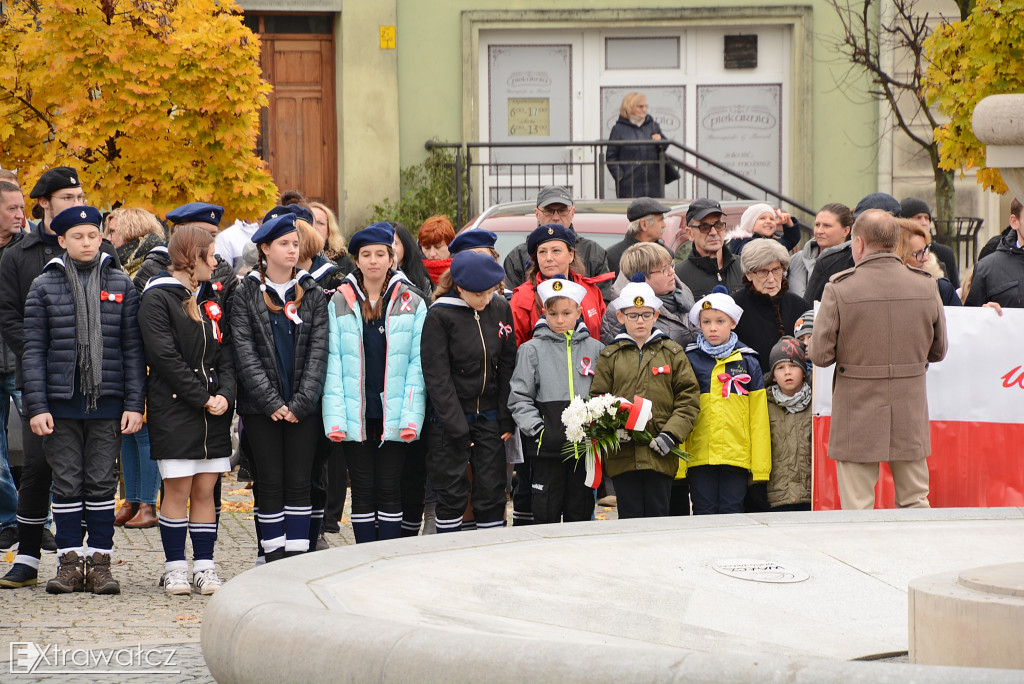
[324,442,347,528]
[44,418,120,500]
[611,470,673,519]
[399,438,428,534]
[243,413,319,515]
[426,418,506,524]
[15,416,51,559]
[530,457,594,524]
[345,421,404,515]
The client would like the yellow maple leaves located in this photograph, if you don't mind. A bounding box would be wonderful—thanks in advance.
[0,0,276,223]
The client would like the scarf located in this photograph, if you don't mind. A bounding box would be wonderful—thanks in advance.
[696,332,738,359]
[423,257,453,286]
[116,232,163,277]
[770,382,812,413]
[63,253,104,413]
[743,276,789,338]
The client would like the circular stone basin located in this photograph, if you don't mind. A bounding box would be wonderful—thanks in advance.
[202,509,1024,683]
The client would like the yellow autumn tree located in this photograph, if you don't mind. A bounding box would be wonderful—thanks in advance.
[0,0,277,223]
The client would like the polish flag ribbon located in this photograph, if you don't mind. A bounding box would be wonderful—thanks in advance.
[100,291,122,303]
[652,365,671,375]
[399,291,413,312]
[203,301,223,342]
[622,395,653,433]
[212,281,223,291]
[718,372,751,398]
[580,357,595,376]
[583,449,603,489]
[498,321,513,339]
[284,301,303,324]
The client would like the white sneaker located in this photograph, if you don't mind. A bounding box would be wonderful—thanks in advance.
[160,568,191,596]
[193,568,222,595]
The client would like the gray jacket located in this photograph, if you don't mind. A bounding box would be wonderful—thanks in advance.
[508,319,604,458]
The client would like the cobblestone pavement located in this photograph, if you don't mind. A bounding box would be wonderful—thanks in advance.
[0,470,618,682]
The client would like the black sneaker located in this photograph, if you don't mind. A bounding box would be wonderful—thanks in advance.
[0,563,38,588]
[40,528,57,553]
[316,534,329,551]
[235,465,252,482]
[0,526,17,551]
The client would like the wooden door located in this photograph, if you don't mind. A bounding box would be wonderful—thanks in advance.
[260,33,338,212]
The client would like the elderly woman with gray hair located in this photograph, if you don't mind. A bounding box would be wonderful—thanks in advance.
[732,239,810,376]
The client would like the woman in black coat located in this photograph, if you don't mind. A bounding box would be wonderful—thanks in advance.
[606,92,674,199]
[137,226,235,596]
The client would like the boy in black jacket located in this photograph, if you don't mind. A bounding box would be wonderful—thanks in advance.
[23,207,146,595]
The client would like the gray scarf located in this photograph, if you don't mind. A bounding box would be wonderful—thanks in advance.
[63,253,103,413]
[770,382,812,414]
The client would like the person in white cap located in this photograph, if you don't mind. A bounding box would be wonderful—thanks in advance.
[590,275,700,519]
[681,286,771,516]
[508,275,604,524]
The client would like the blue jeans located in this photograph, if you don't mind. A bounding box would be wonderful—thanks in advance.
[0,373,20,529]
[121,424,160,504]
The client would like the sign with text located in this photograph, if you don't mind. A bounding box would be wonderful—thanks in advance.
[696,84,782,196]
[812,307,1024,509]
[507,98,550,137]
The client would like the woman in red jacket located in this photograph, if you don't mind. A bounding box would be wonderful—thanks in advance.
[510,224,611,346]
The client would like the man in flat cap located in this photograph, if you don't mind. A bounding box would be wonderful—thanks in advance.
[606,197,670,277]
[502,186,613,292]
[0,167,121,587]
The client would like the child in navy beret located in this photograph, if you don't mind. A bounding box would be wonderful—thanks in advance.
[419,251,517,533]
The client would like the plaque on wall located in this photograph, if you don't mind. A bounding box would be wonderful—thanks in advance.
[696,84,783,195]
[488,44,572,167]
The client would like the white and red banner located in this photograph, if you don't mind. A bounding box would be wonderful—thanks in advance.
[812,307,1024,509]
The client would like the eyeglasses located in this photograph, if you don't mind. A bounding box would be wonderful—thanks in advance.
[52,193,87,204]
[539,206,572,218]
[689,221,727,234]
[750,266,785,280]
[623,311,655,321]
[910,245,930,262]
[649,264,674,277]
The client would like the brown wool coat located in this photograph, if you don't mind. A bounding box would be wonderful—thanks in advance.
[809,252,948,463]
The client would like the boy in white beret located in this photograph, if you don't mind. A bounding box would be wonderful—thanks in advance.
[508,275,604,523]
[589,276,700,518]
[682,285,771,515]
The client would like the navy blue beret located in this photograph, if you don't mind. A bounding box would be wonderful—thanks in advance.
[450,251,506,293]
[527,223,576,255]
[349,222,396,255]
[263,204,314,226]
[166,202,224,227]
[449,229,497,254]
[29,166,81,199]
[51,206,102,237]
[251,212,298,244]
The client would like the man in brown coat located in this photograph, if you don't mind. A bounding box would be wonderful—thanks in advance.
[810,209,948,509]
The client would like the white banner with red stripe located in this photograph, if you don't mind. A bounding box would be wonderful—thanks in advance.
[812,307,1024,509]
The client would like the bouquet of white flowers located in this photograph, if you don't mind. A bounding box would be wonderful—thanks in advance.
[561,393,691,488]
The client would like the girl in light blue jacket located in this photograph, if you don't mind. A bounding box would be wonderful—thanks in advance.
[323,223,426,543]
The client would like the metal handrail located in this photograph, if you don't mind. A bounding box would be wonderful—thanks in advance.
[425,138,815,228]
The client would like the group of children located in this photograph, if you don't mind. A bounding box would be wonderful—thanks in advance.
[17,202,815,597]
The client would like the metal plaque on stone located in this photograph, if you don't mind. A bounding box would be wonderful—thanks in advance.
[711,558,809,583]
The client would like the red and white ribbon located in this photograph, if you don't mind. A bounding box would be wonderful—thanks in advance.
[584,449,602,489]
[652,365,671,375]
[284,301,303,324]
[623,395,653,432]
[212,281,223,291]
[718,372,751,398]
[203,301,223,343]
[399,291,412,312]
[100,290,123,303]
[498,322,513,339]
[580,357,595,376]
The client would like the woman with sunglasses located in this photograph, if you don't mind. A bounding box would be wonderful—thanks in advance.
[896,219,961,306]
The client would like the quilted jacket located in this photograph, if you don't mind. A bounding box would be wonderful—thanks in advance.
[322,272,426,442]
[231,270,328,420]
[22,254,146,417]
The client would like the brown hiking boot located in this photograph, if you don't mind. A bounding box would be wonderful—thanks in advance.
[45,551,85,594]
[84,552,121,595]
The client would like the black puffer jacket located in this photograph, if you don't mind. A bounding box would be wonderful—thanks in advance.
[732,281,811,375]
[803,242,855,304]
[0,224,120,386]
[420,293,517,448]
[309,255,347,296]
[133,245,235,294]
[230,270,328,420]
[964,232,1024,308]
[139,274,235,461]
[22,253,146,418]
[606,114,670,199]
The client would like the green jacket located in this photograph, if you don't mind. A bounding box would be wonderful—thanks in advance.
[590,330,700,479]
[766,389,812,507]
